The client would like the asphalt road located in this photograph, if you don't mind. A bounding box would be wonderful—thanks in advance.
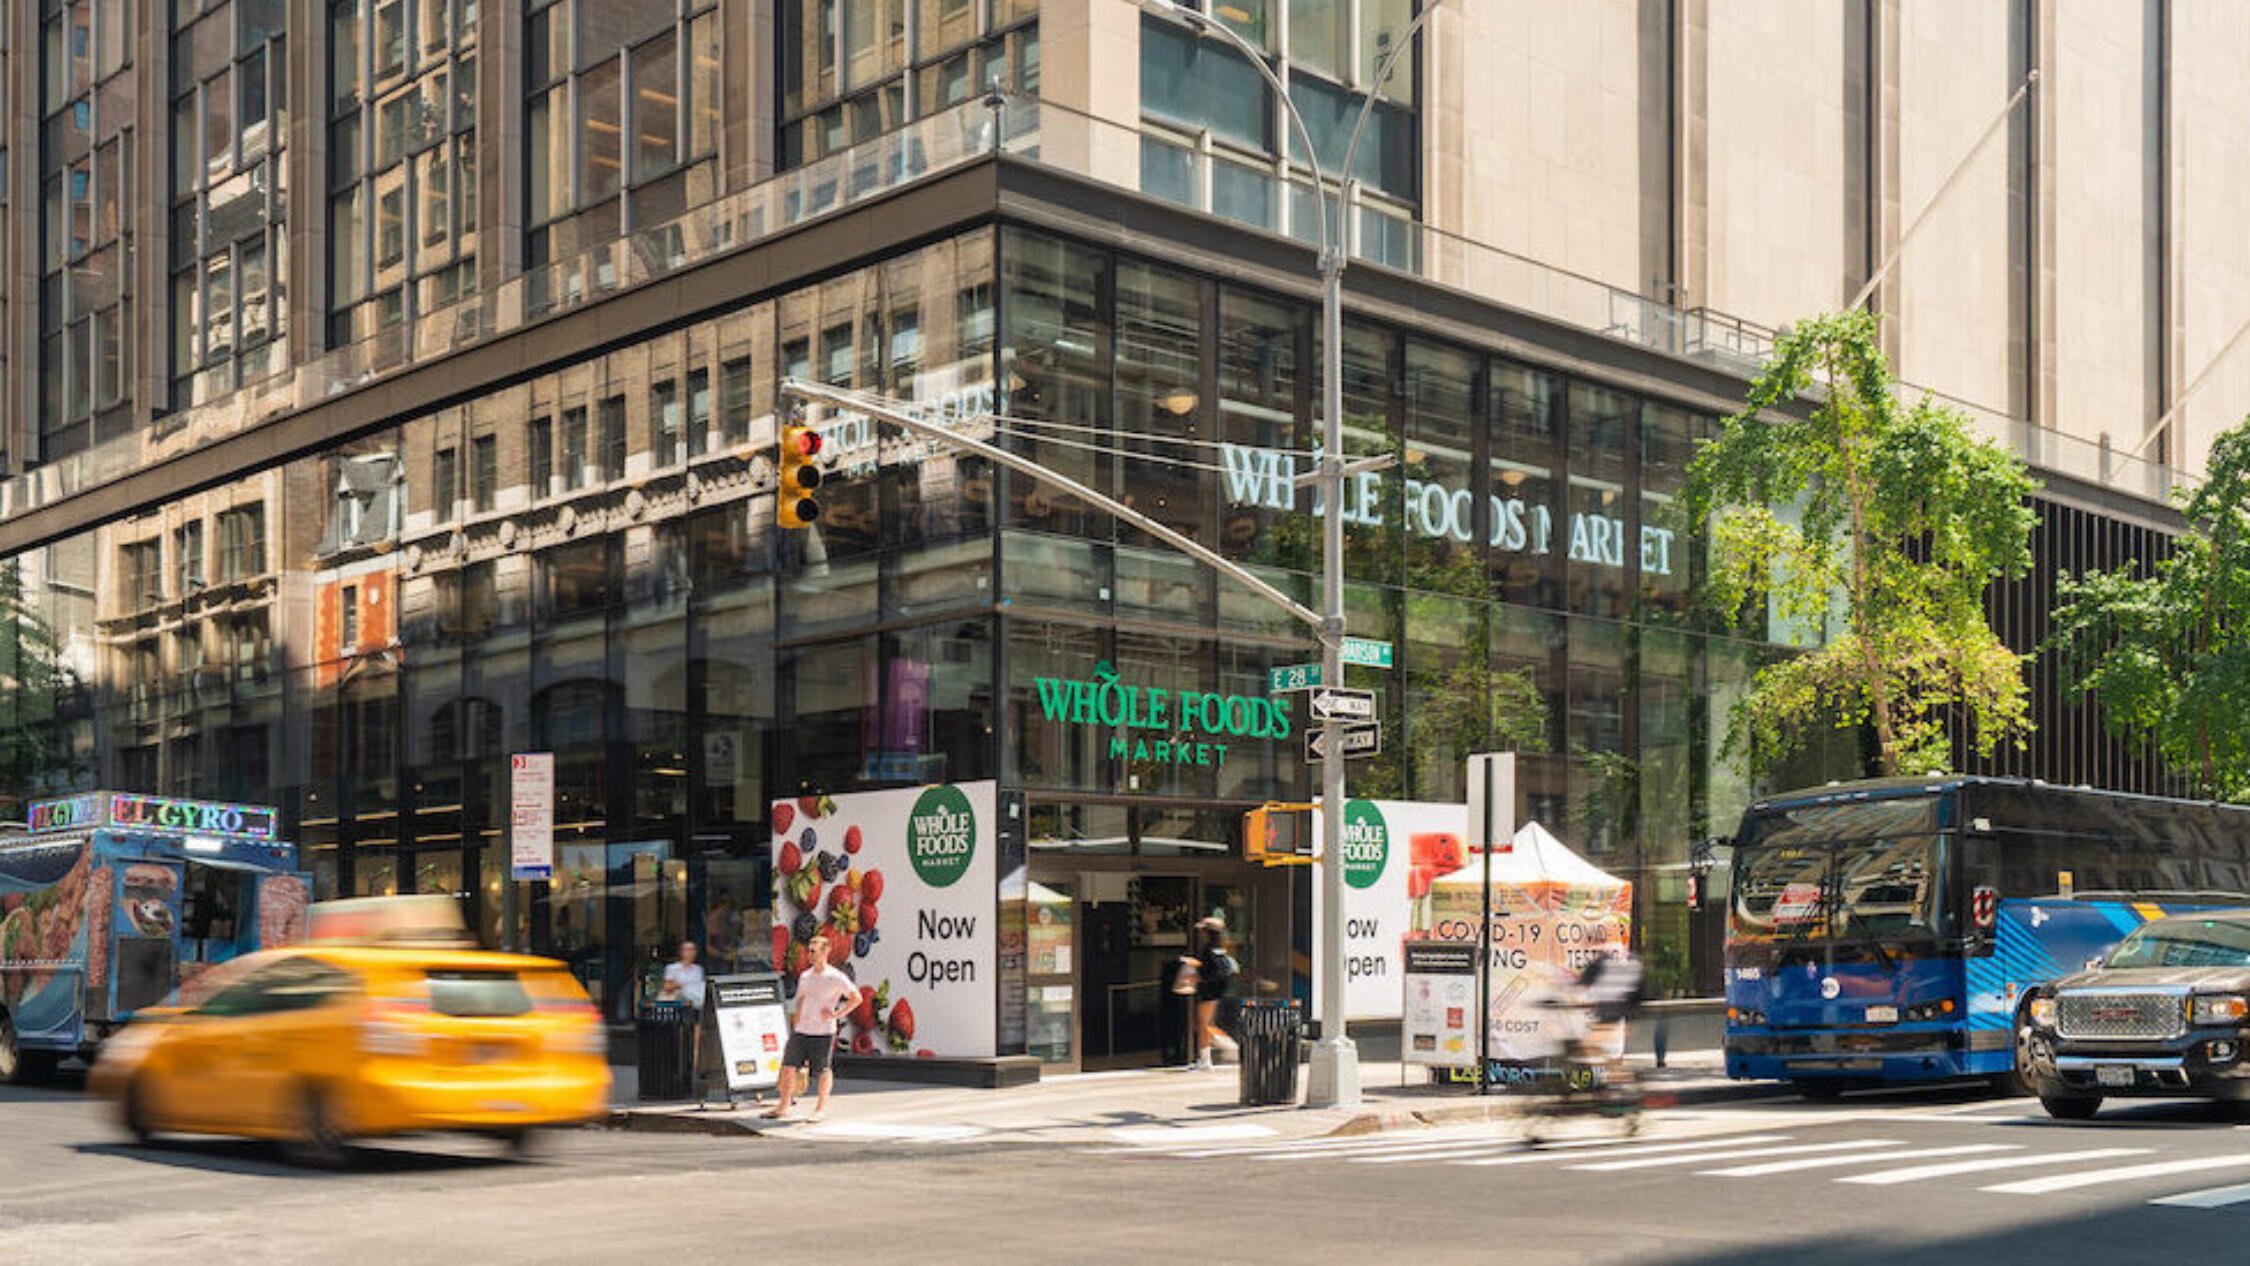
[5,1077,2248,1264]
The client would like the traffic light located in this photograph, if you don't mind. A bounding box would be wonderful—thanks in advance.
[778,424,823,529]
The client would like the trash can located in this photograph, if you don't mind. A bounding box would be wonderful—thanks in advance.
[1237,1000,1304,1106]
[637,1001,694,1101]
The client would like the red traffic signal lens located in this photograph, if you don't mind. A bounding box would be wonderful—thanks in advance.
[785,427,823,457]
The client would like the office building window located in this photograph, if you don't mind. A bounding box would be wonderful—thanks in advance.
[1138,2,1417,252]
[217,505,268,580]
[529,415,554,500]
[433,445,459,519]
[779,0,1036,170]
[471,434,498,512]
[524,0,721,268]
[599,395,628,482]
[330,0,478,347]
[174,521,207,594]
[41,0,140,457]
[562,405,589,490]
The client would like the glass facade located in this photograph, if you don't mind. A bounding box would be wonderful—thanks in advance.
[41,0,138,456]
[0,219,1773,1010]
[778,0,1036,169]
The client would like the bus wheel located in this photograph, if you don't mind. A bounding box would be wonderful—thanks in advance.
[1793,1080,1848,1102]
[2039,1094,2102,1120]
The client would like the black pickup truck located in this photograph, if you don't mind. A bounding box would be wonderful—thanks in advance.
[2017,911,2250,1119]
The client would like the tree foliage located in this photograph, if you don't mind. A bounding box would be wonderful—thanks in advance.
[0,559,83,816]
[1681,310,2039,779]
[2047,422,2250,801]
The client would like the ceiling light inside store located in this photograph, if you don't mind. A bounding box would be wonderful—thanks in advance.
[1156,389,1198,416]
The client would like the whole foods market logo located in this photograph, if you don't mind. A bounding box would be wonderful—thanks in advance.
[907,786,977,889]
[1032,661,1291,768]
[1343,801,1389,890]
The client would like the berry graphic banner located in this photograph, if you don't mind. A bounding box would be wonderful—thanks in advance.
[770,781,998,1059]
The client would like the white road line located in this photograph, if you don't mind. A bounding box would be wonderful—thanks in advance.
[797,1122,985,1143]
[1453,1134,1795,1168]
[1348,1142,1534,1164]
[1573,1139,1900,1172]
[1106,1124,1275,1147]
[2150,1181,2250,1209]
[1984,1154,2250,1196]
[1703,1144,2020,1177]
[1838,1148,2149,1186]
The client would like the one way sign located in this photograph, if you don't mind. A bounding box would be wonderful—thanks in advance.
[1307,687,1376,722]
[1305,722,1381,763]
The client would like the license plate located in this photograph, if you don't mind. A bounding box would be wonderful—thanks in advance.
[466,1042,508,1064]
[2096,1065,2136,1088]
[1865,1006,1899,1024]
[478,1100,529,1113]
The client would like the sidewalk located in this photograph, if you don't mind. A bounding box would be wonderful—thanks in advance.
[605,1048,1784,1146]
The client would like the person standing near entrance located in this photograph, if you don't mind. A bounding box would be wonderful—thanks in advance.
[1191,916,1239,1070]
[659,940,706,1013]
[765,934,858,1120]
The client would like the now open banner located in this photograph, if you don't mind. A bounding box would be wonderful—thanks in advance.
[1307,798,1471,1022]
[770,781,997,1059]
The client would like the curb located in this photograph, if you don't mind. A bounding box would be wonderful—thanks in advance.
[604,1108,775,1138]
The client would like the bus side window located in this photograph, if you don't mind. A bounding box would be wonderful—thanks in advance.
[1963,836,2001,956]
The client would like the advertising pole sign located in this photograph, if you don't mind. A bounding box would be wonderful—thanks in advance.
[509,753,555,881]
[770,782,998,1059]
[1402,940,1480,1067]
[707,974,792,1097]
[1308,798,1471,1022]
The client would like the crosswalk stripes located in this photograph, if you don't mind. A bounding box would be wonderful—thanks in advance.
[1836,1148,2150,1186]
[1702,1143,2016,1177]
[1108,1125,2250,1208]
[1450,1134,1794,1168]
[1982,1154,2250,1196]
[1568,1139,1901,1172]
[2150,1181,2250,1209]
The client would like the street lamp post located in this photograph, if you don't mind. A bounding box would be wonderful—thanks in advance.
[1147,0,1445,1112]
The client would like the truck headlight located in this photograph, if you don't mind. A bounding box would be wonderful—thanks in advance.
[2192,995,2249,1025]
[2029,997,2058,1028]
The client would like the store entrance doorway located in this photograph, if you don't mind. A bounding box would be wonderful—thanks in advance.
[1078,874,1199,1070]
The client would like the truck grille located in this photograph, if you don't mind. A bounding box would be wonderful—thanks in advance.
[2055,990,2187,1041]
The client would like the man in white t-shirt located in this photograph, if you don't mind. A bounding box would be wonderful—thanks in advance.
[764,935,858,1120]
[659,941,706,1014]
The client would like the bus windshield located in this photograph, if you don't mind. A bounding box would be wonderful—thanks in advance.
[1731,797,1951,945]
[2105,919,2250,969]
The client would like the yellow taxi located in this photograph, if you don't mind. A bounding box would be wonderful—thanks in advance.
[89,897,610,1165]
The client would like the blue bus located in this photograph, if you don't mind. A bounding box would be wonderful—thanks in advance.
[0,792,309,1083]
[1721,777,2250,1098]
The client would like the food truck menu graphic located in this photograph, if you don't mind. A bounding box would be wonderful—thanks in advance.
[0,841,99,1042]
[770,782,998,1059]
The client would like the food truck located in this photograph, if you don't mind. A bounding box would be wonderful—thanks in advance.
[0,792,309,1082]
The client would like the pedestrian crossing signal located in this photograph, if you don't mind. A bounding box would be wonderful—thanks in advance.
[778,425,823,529]
[1245,802,1316,865]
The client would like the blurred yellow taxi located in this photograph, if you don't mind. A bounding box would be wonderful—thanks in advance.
[89,897,609,1165]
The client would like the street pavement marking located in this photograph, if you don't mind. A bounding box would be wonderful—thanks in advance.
[1983,1154,2250,1196]
[1348,1141,1540,1164]
[1106,1124,1276,1146]
[797,1121,986,1143]
[2149,1180,2250,1209]
[1838,1148,2149,1186]
[1571,1139,1900,1172]
[1702,1143,2019,1177]
[1453,1135,1795,1168]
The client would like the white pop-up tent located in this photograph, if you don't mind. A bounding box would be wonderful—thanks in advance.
[1423,822,1635,1061]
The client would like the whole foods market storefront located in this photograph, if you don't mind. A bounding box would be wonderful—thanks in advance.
[0,211,1778,1049]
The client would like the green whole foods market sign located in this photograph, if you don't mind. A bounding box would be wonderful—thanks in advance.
[907,785,978,889]
[1343,800,1389,889]
[1033,661,1292,768]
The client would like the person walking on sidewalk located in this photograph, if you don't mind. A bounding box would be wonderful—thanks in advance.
[1191,916,1239,1070]
[765,936,858,1120]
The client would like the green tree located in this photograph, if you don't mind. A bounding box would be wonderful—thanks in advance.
[0,559,83,817]
[1681,310,2039,779]
[2047,422,2250,801]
